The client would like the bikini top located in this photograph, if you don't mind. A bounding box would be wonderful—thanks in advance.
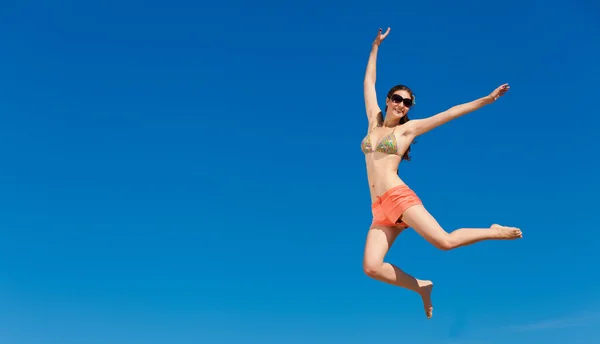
[361,124,399,155]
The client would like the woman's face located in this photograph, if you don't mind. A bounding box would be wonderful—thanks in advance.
[386,90,413,119]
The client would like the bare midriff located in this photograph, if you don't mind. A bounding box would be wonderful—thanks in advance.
[365,153,406,203]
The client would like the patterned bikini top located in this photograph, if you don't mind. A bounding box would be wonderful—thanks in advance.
[360,124,399,156]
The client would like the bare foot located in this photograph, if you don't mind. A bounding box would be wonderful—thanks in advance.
[418,281,434,319]
[491,224,522,239]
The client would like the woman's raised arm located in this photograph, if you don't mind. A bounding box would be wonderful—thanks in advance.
[406,84,510,137]
[364,28,390,123]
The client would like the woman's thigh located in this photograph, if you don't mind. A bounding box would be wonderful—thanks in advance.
[400,205,449,248]
[363,225,404,267]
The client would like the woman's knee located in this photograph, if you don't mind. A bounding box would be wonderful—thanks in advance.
[363,259,383,278]
[433,237,454,251]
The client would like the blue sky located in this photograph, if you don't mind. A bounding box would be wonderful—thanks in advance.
[1,0,599,343]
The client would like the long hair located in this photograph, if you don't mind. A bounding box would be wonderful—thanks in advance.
[384,85,416,162]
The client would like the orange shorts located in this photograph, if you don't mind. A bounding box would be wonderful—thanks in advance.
[371,184,423,229]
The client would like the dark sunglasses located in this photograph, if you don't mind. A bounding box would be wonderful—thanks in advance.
[390,94,413,107]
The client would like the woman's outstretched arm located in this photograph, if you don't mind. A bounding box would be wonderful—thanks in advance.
[406,83,510,137]
[364,28,390,123]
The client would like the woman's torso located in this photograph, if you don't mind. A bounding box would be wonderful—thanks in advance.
[361,124,414,203]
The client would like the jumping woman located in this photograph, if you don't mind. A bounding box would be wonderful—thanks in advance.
[361,27,522,319]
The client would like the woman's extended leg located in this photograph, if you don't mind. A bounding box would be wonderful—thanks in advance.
[363,225,434,318]
[400,205,522,251]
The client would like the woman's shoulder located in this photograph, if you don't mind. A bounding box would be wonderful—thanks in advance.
[368,111,384,128]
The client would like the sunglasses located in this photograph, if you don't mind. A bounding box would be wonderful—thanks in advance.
[390,94,413,108]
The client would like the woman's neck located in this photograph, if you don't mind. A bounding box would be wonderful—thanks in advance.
[383,117,400,127]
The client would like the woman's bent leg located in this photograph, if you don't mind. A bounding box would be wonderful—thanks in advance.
[400,205,522,251]
[363,225,434,318]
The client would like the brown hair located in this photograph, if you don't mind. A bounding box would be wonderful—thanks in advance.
[382,85,416,161]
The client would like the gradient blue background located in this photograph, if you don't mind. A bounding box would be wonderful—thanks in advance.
[1,0,599,343]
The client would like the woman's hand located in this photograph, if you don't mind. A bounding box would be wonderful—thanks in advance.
[487,83,510,102]
[373,27,390,46]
